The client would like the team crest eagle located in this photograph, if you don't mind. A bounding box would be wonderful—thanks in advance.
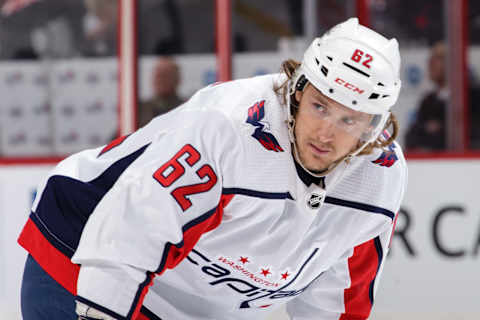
[372,143,398,167]
[246,100,284,152]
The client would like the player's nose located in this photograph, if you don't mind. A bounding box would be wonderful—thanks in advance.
[316,119,335,141]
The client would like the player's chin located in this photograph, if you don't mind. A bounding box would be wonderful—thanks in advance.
[298,149,330,172]
[304,156,330,173]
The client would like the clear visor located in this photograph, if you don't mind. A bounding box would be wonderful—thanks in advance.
[303,97,384,143]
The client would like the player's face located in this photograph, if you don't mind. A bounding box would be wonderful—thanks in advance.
[294,84,373,172]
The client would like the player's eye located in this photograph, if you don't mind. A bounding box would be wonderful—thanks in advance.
[341,117,356,126]
[314,104,327,114]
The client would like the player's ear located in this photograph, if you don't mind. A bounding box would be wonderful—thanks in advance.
[295,89,303,104]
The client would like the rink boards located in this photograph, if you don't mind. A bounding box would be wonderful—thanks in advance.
[1,159,479,319]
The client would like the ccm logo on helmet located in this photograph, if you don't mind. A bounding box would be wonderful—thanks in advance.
[334,78,364,94]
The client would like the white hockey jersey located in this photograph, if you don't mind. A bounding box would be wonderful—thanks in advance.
[18,74,407,320]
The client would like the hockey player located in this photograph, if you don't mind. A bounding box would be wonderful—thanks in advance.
[18,18,407,320]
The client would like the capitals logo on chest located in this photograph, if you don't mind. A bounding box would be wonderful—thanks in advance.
[246,100,284,152]
[187,248,320,309]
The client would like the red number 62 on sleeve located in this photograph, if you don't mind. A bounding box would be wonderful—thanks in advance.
[153,144,218,211]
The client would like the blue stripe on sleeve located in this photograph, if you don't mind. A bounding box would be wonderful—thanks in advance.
[32,144,150,255]
[325,196,395,220]
[223,187,293,200]
[369,236,384,304]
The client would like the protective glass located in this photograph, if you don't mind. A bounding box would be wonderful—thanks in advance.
[303,99,382,142]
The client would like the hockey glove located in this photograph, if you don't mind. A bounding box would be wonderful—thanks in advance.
[76,300,117,320]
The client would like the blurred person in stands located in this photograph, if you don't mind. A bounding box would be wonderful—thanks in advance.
[82,0,117,56]
[405,42,448,151]
[0,0,84,59]
[470,87,480,148]
[137,56,185,128]
[18,18,407,320]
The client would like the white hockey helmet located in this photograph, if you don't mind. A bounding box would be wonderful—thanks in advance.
[289,17,402,146]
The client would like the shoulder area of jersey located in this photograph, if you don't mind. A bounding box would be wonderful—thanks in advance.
[184,73,287,124]
[191,75,290,153]
[204,73,285,91]
[195,73,285,104]
[327,138,407,196]
[328,138,407,217]
[363,137,406,170]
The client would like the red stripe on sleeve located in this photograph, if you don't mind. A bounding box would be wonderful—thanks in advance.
[98,134,129,156]
[131,194,234,319]
[136,312,150,320]
[160,194,234,273]
[130,273,155,320]
[388,213,399,248]
[339,239,379,320]
[17,218,80,294]
[19,194,235,320]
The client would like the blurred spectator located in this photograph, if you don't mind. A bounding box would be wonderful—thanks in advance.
[138,0,183,55]
[0,0,85,59]
[405,42,448,151]
[370,0,444,46]
[12,47,38,60]
[285,0,303,36]
[137,56,185,128]
[82,0,117,56]
[469,85,480,149]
